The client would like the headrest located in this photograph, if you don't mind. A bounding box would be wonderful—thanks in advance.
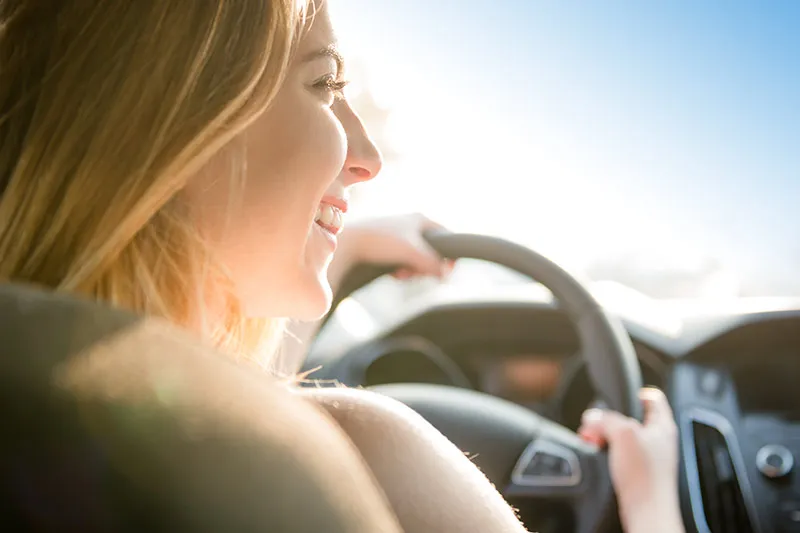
[0,284,400,532]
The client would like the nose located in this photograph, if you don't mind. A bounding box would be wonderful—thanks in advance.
[334,100,383,186]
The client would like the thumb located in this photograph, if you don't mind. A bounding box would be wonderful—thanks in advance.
[639,387,675,428]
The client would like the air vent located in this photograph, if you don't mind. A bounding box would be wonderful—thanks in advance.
[692,421,754,533]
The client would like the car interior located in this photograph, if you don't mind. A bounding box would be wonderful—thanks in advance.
[4,229,798,533]
[2,2,798,533]
[304,232,800,533]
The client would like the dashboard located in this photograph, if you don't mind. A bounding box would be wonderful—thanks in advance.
[361,341,666,430]
[305,293,800,533]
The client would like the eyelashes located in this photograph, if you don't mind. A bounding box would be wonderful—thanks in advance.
[313,74,350,101]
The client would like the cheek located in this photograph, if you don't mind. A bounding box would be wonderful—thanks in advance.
[248,91,346,207]
[198,91,347,316]
[239,96,346,247]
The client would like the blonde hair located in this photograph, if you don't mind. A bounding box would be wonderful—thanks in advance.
[0,1,309,368]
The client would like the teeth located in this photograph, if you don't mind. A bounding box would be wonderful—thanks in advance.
[321,205,335,226]
[314,203,344,230]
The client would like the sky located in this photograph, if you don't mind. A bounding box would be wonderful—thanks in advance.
[330,0,800,297]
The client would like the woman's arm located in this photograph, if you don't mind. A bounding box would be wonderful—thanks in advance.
[298,386,529,533]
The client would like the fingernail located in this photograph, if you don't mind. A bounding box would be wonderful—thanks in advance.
[581,408,604,424]
[639,387,663,401]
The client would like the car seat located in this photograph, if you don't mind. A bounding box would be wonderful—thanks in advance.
[0,283,400,532]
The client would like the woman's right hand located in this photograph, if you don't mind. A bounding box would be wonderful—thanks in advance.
[578,388,686,533]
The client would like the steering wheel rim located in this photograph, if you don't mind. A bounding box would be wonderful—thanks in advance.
[315,230,644,533]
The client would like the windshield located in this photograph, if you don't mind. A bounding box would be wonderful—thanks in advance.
[332,1,800,300]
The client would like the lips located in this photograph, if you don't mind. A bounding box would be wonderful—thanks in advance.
[314,195,348,235]
[314,203,344,234]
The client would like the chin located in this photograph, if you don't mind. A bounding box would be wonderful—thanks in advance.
[241,283,331,321]
[281,267,334,321]
[292,283,333,321]
[240,264,333,321]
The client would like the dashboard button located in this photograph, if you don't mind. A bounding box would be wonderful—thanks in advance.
[698,369,725,397]
[756,444,794,479]
[778,500,800,533]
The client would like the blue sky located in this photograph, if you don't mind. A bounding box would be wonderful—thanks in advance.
[332,1,800,296]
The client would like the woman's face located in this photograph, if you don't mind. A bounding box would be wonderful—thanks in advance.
[186,3,381,321]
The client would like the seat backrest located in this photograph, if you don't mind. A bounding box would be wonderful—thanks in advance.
[0,284,401,532]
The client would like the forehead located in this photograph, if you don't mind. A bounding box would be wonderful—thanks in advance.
[299,2,337,52]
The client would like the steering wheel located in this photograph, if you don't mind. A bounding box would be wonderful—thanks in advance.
[315,230,644,533]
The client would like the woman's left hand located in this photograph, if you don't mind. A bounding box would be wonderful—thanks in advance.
[329,213,453,291]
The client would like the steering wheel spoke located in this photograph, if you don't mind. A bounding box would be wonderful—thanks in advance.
[508,438,587,494]
[506,424,619,533]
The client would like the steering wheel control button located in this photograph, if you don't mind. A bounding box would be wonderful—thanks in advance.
[756,444,794,479]
[511,440,581,487]
[522,451,572,478]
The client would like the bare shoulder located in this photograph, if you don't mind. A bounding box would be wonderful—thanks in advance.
[296,386,529,533]
[297,386,428,429]
[296,385,477,477]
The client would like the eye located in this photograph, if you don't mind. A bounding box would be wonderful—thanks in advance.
[312,74,350,104]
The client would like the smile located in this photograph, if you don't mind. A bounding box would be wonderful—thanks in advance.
[314,202,344,236]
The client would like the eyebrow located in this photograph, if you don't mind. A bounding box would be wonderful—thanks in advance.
[301,45,345,73]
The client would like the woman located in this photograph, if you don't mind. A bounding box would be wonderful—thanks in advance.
[0,1,683,532]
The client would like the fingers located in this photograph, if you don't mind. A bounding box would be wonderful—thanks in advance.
[579,388,675,447]
[392,268,414,280]
[639,387,674,429]
[578,408,607,446]
[407,242,448,278]
[401,216,455,280]
[420,218,456,276]
[385,213,454,281]
[579,408,639,448]
[443,258,456,277]
[392,255,450,280]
